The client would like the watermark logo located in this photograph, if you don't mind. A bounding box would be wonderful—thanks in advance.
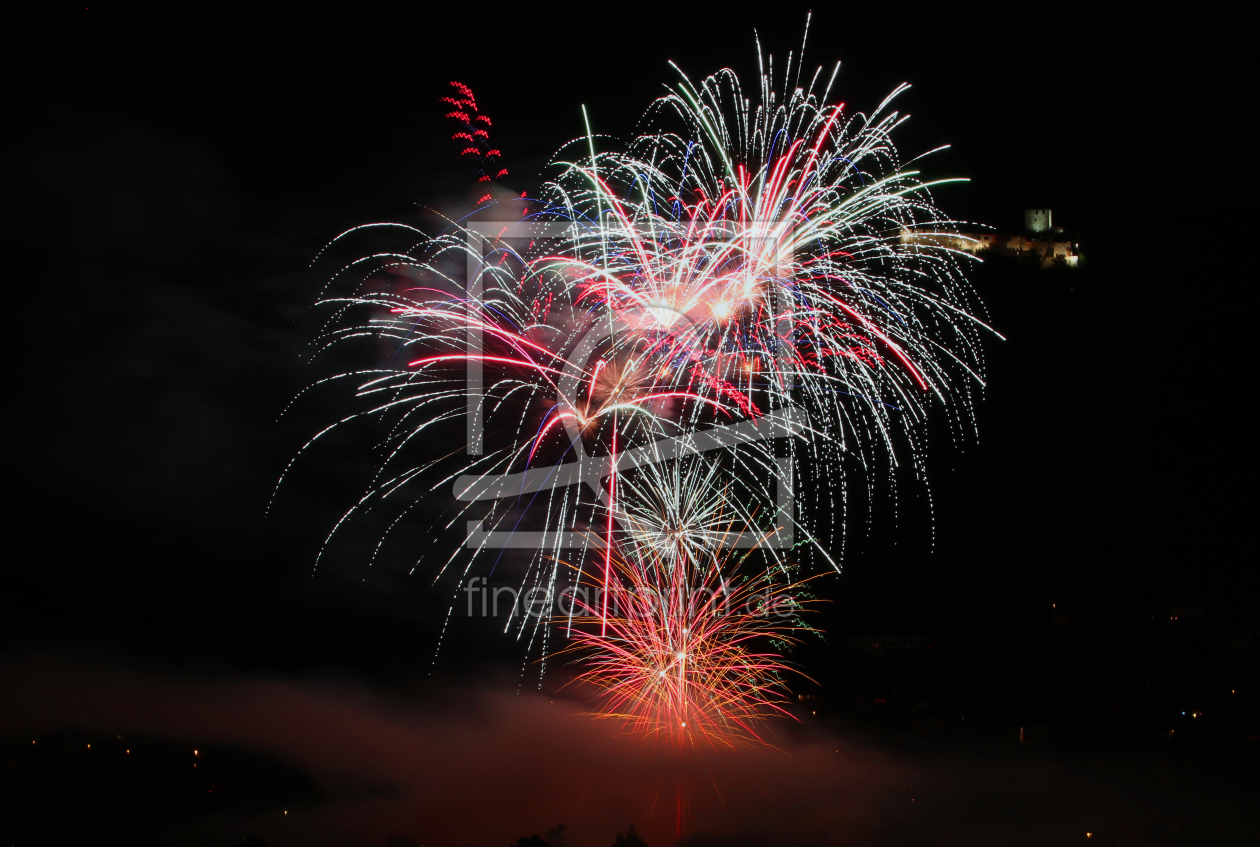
[456,221,804,550]
[462,576,799,620]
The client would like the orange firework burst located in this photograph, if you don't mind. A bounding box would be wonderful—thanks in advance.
[556,539,817,747]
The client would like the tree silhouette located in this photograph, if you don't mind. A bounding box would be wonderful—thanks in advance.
[511,836,552,847]
[612,824,648,847]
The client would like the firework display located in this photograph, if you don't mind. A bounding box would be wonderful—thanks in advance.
[285,45,992,745]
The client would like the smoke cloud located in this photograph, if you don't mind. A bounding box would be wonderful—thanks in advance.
[1,655,1249,846]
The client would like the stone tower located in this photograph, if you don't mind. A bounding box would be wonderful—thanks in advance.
[1024,208,1052,234]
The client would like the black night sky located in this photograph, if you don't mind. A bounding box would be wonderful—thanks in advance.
[1,5,1253,846]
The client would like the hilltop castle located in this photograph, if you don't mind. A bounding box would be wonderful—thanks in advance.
[900,209,1081,267]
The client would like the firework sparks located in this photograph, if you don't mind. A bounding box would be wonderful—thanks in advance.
[555,537,816,747]
[285,43,992,743]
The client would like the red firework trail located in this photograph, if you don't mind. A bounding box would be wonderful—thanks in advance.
[441,81,509,204]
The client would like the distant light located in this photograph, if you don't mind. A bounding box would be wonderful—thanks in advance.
[681,722,686,728]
